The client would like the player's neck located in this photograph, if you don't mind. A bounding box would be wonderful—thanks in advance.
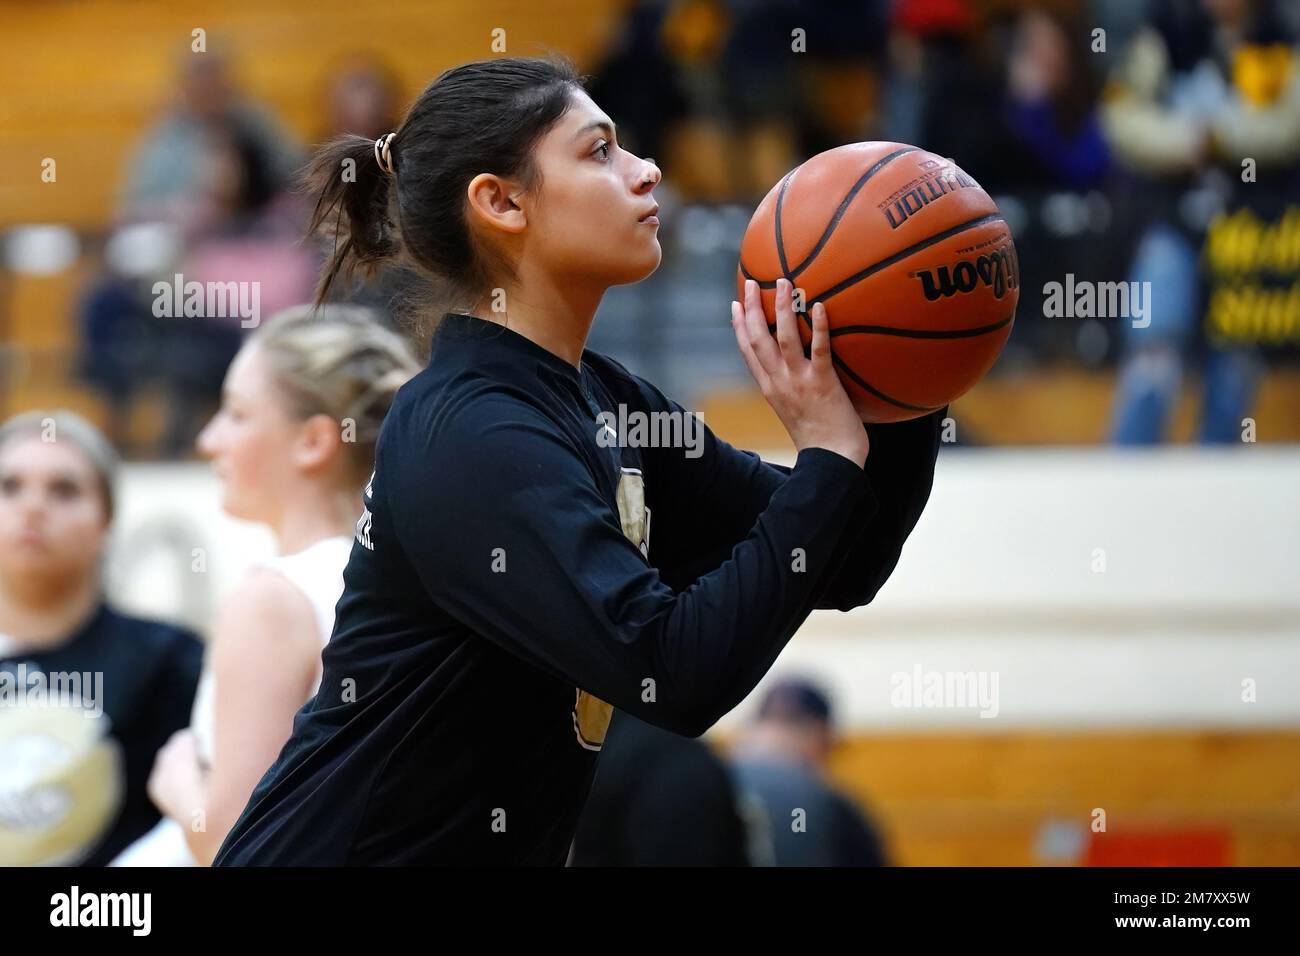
[469,266,603,369]
[0,571,102,650]
[271,486,358,557]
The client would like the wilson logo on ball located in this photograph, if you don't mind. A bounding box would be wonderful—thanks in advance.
[912,245,1020,302]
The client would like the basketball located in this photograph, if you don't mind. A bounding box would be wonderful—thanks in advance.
[738,142,1020,423]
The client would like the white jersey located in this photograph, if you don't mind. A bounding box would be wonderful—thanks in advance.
[110,536,352,867]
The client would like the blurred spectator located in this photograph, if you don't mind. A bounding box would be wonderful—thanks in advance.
[1004,8,1110,191]
[587,1,689,173]
[79,46,313,458]
[159,120,318,457]
[570,710,752,866]
[730,678,887,866]
[76,259,151,453]
[319,53,404,141]
[885,0,1002,182]
[1103,0,1300,443]
[120,48,302,225]
[979,6,1120,364]
[0,411,201,865]
[719,0,884,198]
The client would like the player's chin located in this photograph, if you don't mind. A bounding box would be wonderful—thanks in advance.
[217,485,257,523]
[611,238,662,285]
[3,547,56,576]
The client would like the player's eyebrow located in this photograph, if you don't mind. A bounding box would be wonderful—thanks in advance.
[573,119,616,142]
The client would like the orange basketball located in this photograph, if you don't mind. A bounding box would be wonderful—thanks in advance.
[737,142,1019,423]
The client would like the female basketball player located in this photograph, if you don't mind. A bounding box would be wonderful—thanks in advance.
[0,412,201,865]
[112,307,418,865]
[215,56,943,866]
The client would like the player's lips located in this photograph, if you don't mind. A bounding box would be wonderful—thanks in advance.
[15,529,47,549]
[637,204,659,225]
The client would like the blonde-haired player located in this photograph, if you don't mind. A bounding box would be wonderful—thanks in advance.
[113,305,418,865]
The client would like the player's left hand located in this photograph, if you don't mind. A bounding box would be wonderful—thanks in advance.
[147,728,207,824]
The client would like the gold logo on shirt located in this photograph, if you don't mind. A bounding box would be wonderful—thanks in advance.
[572,689,612,752]
[571,467,651,751]
[615,468,650,559]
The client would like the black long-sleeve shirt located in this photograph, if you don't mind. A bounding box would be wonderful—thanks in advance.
[214,311,941,866]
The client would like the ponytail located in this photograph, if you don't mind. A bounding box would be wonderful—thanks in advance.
[302,133,402,306]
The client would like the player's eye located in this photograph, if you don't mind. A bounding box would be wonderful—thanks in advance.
[592,141,610,162]
[50,479,82,501]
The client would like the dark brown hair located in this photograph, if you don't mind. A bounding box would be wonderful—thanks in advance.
[302,55,583,312]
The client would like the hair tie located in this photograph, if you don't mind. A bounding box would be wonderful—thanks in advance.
[374,133,397,176]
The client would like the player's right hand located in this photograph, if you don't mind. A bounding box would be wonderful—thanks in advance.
[731,277,870,468]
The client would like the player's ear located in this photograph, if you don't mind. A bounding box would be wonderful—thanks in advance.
[293,413,345,473]
[466,173,527,235]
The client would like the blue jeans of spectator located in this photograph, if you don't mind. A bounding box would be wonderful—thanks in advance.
[1110,222,1259,444]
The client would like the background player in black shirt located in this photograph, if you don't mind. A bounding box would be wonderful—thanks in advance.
[215,56,941,866]
[0,411,201,865]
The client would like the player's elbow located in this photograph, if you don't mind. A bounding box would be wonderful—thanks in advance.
[821,550,909,612]
[672,710,716,739]
[639,702,714,738]
[673,691,736,738]
[632,686,719,738]
[819,576,885,613]
[649,717,710,738]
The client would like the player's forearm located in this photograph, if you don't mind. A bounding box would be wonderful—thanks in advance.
[811,409,943,611]
[637,446,869,734]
